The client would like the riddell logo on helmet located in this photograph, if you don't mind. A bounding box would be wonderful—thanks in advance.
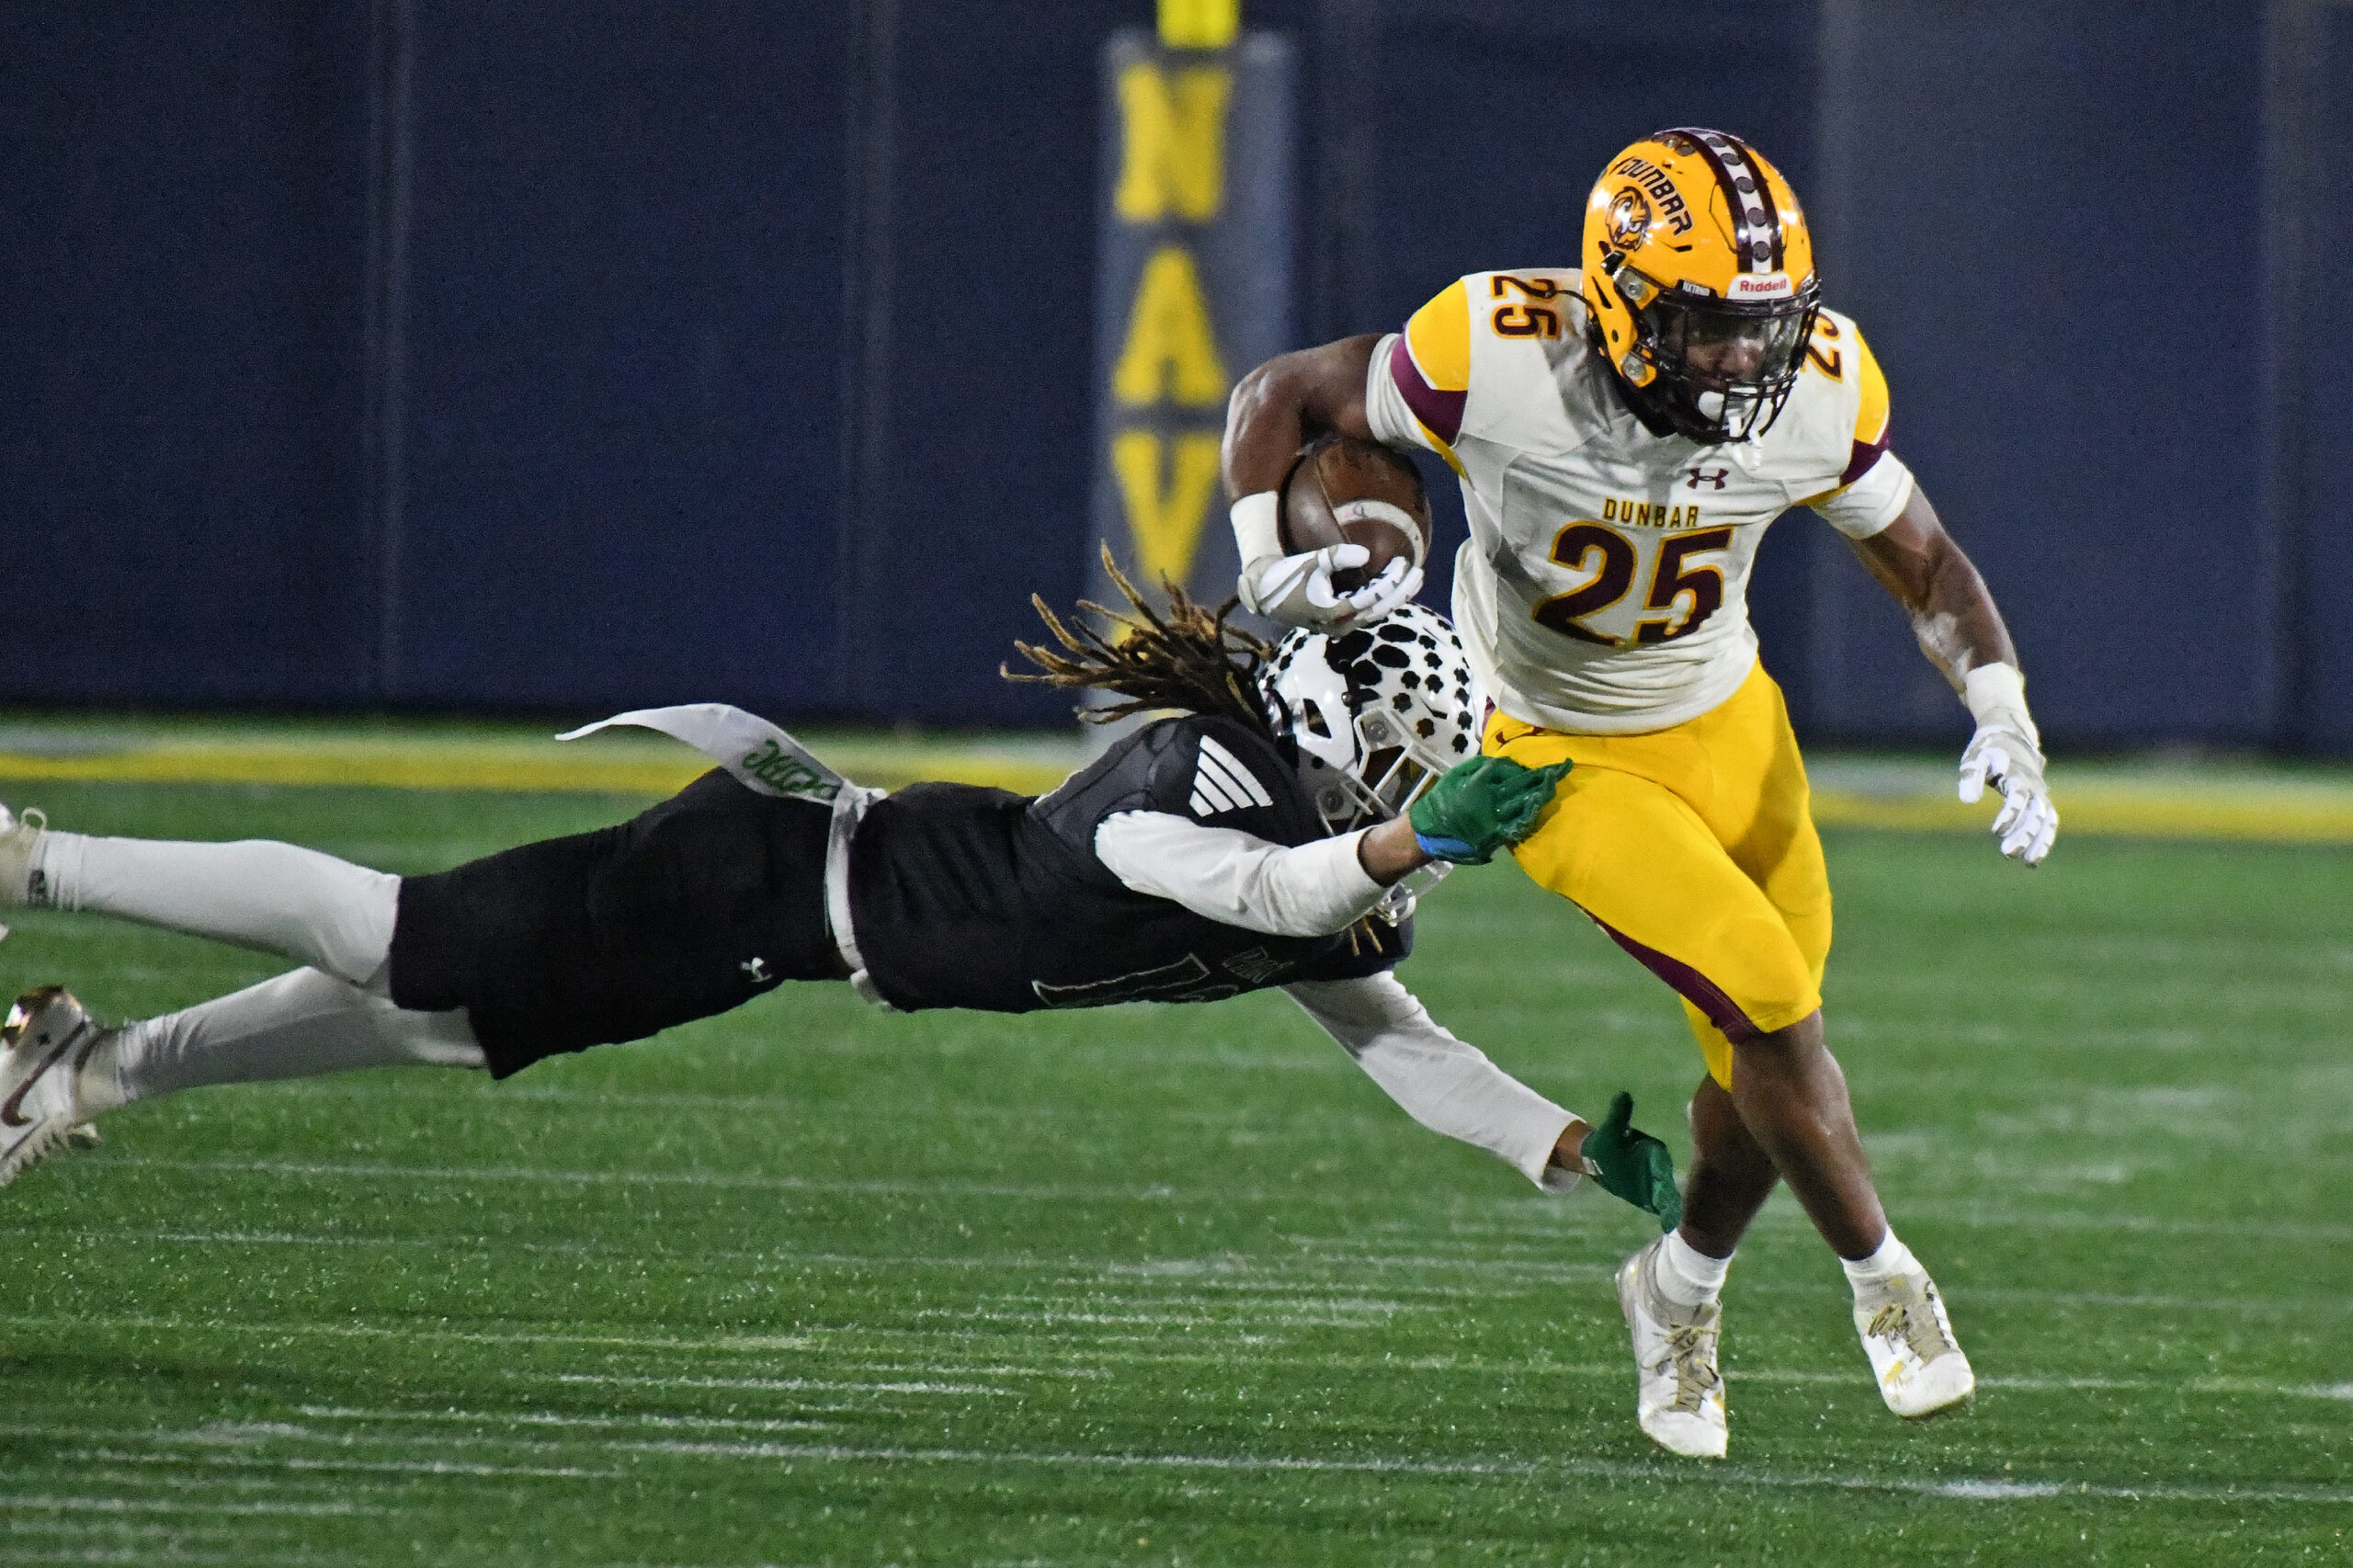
[1727,273,1795,300]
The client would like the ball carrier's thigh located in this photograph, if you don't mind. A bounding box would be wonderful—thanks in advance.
[1501,761,1819,1085]
[1492,690,1891,1257]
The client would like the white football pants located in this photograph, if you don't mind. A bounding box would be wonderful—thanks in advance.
[31,830,484,1106]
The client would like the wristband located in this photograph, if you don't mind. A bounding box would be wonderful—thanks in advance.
[1231,491,1282,564]
[1414,830,1479,862]
[1962,662,2039,740]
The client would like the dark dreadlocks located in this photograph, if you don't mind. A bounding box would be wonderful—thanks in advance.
[1003,545,1275,739]
[1009,549,1401,960]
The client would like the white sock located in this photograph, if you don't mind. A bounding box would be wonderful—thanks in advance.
[35,833,399,988]
[1839,1230,1920,1291]
[84,968,483,1108]
[1657,1229,1732,1307]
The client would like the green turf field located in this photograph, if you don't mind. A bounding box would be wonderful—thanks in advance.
[0,768,2347,1566]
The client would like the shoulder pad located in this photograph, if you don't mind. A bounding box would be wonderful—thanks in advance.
[1470,268,1579,347]
[1403,279,1473,393]
[1792,309,1892,489]
[1392,280,1472,450]
[1144,716,1314,838]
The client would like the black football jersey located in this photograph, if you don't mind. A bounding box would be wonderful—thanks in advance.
[846,713,1409,1012]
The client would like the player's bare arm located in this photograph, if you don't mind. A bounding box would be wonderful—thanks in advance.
[1218,335,1423,626]
[1843,483,2017,687]
[1220,333,1379,495]
[1353,815,1427,882]
[1847,484,2058,864]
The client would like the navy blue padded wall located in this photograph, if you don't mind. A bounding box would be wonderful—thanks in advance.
[390,2,851,717]
[2295,6,2353,750]
[0,3,371,706]
[843,0,1165,726]
[1342,0,1824,715]
[1809,1,2267,745]
[1,2,2339,747]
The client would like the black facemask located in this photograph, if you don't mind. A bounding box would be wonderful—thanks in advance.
[1609,278,1820,444]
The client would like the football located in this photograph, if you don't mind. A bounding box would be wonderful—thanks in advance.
[1277,433,1433,593]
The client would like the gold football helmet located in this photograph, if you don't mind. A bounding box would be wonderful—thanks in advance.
[1580,128,1820,443]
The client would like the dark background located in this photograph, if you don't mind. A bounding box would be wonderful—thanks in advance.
[3,1,2344,749]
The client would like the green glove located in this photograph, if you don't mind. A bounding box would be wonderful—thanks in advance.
[1406,756,1571,864]
[1581,1091,1682,1233]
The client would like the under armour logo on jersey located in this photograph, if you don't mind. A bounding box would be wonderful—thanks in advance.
[1189,736,1274,817]
[740,957,770,983]
[1686,467,1730,490]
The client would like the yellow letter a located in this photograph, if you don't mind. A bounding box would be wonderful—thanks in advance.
[1114,63,1230,222]
[1112,431,1224,585]
[1113,247,1228,408]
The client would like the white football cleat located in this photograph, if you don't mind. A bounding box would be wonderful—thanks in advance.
[0,803,48,909]
[1615,1236,1729,1458]
[0,986,108,1186]
[1854,1267,1974,1418]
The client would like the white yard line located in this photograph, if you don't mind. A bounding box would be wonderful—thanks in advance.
[551,1373,1012,1397]
[0,1493,392,1517]
[22,1418,2353,1514]
[43,1229,2349,1319]
[0,1312,813,1356]
[0,1544,331,1553]
[295,1405,834,1434]
[38,1228,1559,1290]
[1896,1205,2353,1242]
[11,1310,2342,1402]
[593,1437,2353,1506]
[77,1155,1191,1205]
[66,1155,2353,1244]
[282,1081,1381,1125]
[755,1337,2353,1402]
[795,1360,1114,1381]
[65,1447,621,1482]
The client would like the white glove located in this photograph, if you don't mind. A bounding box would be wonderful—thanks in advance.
[1242,547,1423,629]
[1957,663,2057,866]
[1230,490,1424,629]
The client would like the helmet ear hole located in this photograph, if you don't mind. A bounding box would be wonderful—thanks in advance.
[1258,605,1487,835]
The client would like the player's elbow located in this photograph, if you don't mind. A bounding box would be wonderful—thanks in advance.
[1229,338,1379,439]
[1224,352,1313,441]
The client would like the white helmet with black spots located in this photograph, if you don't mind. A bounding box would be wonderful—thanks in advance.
[1258,602,1485,838]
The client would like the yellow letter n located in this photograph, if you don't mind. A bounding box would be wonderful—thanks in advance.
[1114,63,1231,222]
[1113,247,1227,408]
[1112,431,1223,585]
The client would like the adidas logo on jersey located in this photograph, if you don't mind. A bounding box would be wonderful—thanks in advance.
[1189,737,1274,817]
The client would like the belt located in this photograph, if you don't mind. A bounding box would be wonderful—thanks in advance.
[553,701,894,1009]
[824,783,891,1008]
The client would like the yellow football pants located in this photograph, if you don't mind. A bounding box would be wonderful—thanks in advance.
[1484,659,1831,1089]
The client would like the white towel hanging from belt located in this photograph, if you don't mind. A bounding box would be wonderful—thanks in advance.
[557,703,892,1007]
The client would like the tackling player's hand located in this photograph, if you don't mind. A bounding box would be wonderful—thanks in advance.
[1957,664,2058,866]
[1243,546,1424,629]
[1406,756,1569,864]
[1579,1091,1682,1232]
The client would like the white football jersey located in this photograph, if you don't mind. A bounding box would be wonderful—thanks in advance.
[1364,268,1914,734]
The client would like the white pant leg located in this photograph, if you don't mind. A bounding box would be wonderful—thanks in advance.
[95,968,483,1108]
[37,834,399,988]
